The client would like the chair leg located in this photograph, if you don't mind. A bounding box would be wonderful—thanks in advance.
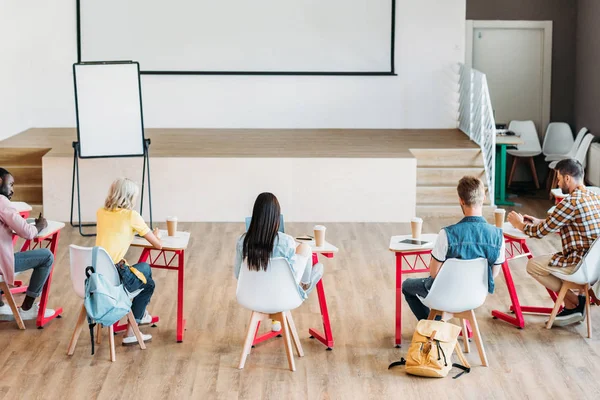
[461,319,470,353]
[508,157,519,187]
[0,282,25,330]
[552,171,559,190]
[427,310,438,320]
[466,310,488,367]
[584,284,592,339]
[96,323,102,344]
[285,311,304,358]
[67,304,88,356]
[527,157,540,189]
[238,311,262,369]
[273,312,296,372]
[108,324,116,362]
[546,284,569,329]
[126,311,146,350]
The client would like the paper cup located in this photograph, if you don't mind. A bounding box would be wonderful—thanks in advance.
[494,209,506,228]
[166,216,178,237]
[314,225,326,247]
[410,217,423,239]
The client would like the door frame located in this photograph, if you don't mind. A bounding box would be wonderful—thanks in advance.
[465,20,553,135]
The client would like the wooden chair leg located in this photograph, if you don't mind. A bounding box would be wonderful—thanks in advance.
[285,311,304,357]
[67,304,88,356]
[508,157,519,187]
[466,310,488,367]
[108,324,116,362]
[273,312,295,372]
[126,311,146,350]
[546,284,569,329]
[584,284,592,339]
[239,312,262,369]
[461,319,470,353]
[96,323,102,344]
[427,310,438,320]
[528,157,540,189]
[0,282,25,330]
[552,171,559,190]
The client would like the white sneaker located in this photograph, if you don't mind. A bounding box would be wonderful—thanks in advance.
[139,310,153,325]
[19,303,55,320]
[0,304,15,321]
[271,320,282,332]
[122,333,152,346]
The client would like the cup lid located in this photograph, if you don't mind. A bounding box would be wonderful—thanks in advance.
[314,225,326,230]
[411,217,423,222]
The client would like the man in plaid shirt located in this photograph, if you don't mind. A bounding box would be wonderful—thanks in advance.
[508,159,600,326]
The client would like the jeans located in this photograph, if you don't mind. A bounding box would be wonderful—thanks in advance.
[13,249,54,298]
[122,262,155,322]
[402,276,434,321]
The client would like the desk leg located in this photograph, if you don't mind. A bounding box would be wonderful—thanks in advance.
[36,232,63,328]
[395,255,402,347]
[492,261,525,328]
[308,253,334,350]
[495,145,515,206]
[177,250,186,343]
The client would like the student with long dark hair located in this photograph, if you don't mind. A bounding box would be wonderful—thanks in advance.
[234,193,324,308]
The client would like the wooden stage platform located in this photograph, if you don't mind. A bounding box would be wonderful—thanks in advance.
[0,128,482,222]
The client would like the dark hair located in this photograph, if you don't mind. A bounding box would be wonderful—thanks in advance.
[243,192,281,271]
[0,168,10,181]
[555,159,584,181]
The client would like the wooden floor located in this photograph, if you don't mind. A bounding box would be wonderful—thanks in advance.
[1,128,477,158]
[2,198,599,399]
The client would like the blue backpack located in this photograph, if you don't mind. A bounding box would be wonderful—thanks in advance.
[84,247,132,354]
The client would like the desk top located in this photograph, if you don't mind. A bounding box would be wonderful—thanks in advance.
[496,135,524,146]
[130,230,190,250]
[295,238,338,254]
[12,202,32,213]
[19,219,65,239]
[389,234,438,252]
[502,222,529,240]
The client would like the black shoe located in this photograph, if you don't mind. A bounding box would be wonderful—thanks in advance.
[551,296,586,327]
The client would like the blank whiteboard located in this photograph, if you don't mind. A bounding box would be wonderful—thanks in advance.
[73,62,145,158]
[78,0,395,74]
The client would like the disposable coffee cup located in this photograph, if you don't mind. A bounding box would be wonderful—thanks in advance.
[411,217,423,239]
[314,225,326,247]
[494,209,506,228]
[166,216,178,237]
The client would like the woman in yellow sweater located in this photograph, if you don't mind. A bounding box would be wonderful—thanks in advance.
[96,178,162,345]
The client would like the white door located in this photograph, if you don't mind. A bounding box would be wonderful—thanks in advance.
[469,22,552,140]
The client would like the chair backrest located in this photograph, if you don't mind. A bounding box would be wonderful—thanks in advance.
[422,258,488,313]
[236,257,303,314]
[245,214,285,233]
[573,133,594,168]
[69,245,120,299]
[508,120,542,153]
[562,237,600,285]
[542,122,574,156]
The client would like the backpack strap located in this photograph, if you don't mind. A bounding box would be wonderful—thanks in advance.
[387,358,406,369]
[452,343,471,379]
[88,246,100,356]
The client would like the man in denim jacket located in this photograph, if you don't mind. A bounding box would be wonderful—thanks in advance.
[402,176,505,320]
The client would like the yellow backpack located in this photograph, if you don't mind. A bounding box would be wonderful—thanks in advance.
[389,319,470,379]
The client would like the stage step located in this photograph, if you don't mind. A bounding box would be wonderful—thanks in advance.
[410,148,484,167]
[417,167,485,186]
[11,185,43,204]
[0,148,49,166]
[417,186,491,205]
[4,166,43,185]
[417,204,497,219]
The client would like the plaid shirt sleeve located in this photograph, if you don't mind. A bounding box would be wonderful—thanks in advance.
[524,199,575,238]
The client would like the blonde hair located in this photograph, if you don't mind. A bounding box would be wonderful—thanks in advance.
[104,178,139,211]
[457,176,485,206]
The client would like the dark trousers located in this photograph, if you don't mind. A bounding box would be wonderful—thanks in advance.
[401,276,434,321]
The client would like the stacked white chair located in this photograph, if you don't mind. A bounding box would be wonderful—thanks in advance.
[507,120,543,188]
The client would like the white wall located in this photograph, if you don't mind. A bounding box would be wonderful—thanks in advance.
[2,0,465,140]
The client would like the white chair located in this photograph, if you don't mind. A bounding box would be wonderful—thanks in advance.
[0,274,25,330]
[549,133,594,189]
[421,258,489,366]
[546,238,600,338]
[507,120,543,188]
[66,245,146,362]
[545,127,588,162]
[542,123,574,157]
[237,257,304,371]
